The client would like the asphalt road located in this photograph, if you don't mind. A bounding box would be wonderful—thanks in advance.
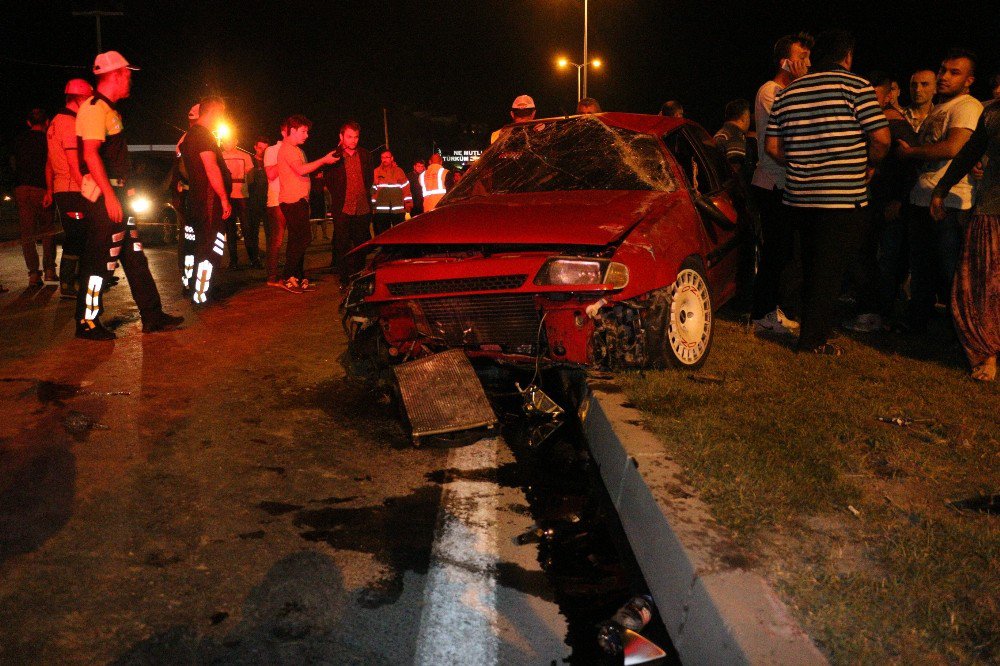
[0,239,574,664]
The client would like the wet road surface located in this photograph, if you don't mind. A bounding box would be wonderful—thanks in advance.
[0,240,669,664]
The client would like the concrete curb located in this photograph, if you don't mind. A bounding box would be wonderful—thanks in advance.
[585,385,827,665]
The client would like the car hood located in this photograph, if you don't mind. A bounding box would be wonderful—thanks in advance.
[367,191,664,248]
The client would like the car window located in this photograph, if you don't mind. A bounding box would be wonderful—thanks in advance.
[684,126,733,194]
[445,116,676,203]
[664,128,728,196]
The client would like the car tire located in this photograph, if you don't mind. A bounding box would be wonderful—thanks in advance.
[657,262,714,369]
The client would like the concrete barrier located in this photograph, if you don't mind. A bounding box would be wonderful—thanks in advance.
[585,384,827,665]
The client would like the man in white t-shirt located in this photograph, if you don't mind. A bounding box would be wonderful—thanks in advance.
[263,123,287,284]
[898,48,983,332]
[748,32,812,336]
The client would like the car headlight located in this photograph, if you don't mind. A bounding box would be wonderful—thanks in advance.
[346,274,376,307]
[534,258,629,289]
[130,195,152,215]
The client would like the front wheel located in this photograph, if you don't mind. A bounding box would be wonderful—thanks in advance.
[661,266,714,368]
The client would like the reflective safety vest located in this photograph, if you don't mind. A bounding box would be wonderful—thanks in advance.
[371,165,412,214]
[419,163,449,212]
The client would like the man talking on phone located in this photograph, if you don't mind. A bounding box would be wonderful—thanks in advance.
[749,32,814,337]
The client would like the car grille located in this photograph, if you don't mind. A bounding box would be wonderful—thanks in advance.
[387,274,527,296]
[415,294,540,350]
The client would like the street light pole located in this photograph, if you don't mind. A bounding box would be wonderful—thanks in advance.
[576,65,582,103]
[582,0,588,99]
[72,10,124,54]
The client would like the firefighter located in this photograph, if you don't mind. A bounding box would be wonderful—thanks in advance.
[371,148,412,235]
[45,78,94,299]
[179,96,233,304]
[419,153,451,213]
[75,50,183,340]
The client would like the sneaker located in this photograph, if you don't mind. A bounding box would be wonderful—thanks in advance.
[76,319,116,341]
[280,277,303,294]
[142,310,184,333]
[299,278,314,291]
[753,308,798,335]
[842,313,883,333]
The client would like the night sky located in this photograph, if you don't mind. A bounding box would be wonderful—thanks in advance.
[2,1,998,175]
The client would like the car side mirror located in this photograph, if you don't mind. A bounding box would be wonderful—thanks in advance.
[694,192,738,231]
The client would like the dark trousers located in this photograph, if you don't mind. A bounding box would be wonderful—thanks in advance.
[16,185,55,275]
[190,197,226,303]
[76,188,162,322]
[790,206,865,350]
[906,204,968,328]
[851,206,882,315]
[332,212,372,283]
[373,212,404,236]
[54,191,87,293]
[224,198,245,266]
[750,186,797,319]
[877,207,909,319]
[280,199,311,280]
[245,197,264,262]
[265,205,287,281]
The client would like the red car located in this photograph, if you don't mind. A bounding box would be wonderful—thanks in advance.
[344,113,755,379]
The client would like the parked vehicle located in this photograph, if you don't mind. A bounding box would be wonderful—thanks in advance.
[127,147,180,245]
[344,113,756,383]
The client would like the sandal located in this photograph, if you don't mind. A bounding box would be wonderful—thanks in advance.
[971,358,997,382]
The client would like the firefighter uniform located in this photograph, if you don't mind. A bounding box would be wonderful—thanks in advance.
[75,92,166,335]
[371,164,412,235]
[47,106,87,298]
[419,163,450,212]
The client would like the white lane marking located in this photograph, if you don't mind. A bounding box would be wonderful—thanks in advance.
[415,437,500,666]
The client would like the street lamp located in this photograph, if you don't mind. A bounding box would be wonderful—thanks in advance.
[557,57,602,103]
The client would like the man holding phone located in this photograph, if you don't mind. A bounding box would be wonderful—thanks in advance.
[749,32,813,337]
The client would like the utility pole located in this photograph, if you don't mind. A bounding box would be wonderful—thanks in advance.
[72,9,124,54]
[383,107,390,151]
[582,0,588,99]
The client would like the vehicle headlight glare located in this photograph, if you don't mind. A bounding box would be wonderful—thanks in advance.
[130,196,152,214]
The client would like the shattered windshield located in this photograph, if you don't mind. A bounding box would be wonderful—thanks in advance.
[444,116,676,204]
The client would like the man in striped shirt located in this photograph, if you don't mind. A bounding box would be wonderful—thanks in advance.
[766,30,890,354]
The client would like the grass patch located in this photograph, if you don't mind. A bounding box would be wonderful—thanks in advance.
[619,314,999,664]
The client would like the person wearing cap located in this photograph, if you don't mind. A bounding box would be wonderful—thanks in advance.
[418,153,452,213]
[180,96,233,304]
[222,136,257,269]
[490,94,537,144]
[74,50,183,340]
[12,108,53,288]
[45,79,93,298]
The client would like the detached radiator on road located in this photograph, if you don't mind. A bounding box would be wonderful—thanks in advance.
[392,349,498,441]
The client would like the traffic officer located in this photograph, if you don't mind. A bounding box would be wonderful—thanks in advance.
[75,50,183,340]
[419,153,451,212]
[45,78,93,298]
[370,149,412,234]
[179,96,232,304]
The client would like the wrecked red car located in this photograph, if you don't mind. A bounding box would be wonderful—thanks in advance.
[344,113,755,381]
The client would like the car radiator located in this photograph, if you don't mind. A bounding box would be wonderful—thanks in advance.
[414,293,541,350]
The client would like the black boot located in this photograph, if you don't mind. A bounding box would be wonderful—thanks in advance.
[76,319,116,341]
[142,310,185,333]
[59,255,79,299]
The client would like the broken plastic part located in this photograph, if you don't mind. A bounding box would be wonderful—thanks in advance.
[585,298,607,319]
[516,383,565,420]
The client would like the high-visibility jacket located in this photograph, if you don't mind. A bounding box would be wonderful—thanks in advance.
[419,163,449,212]
[371,165,412,214]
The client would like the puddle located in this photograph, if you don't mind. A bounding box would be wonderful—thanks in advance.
[488,368,679,664]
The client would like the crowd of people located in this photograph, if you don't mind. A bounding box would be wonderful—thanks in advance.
[8,35,998,380]
[690,30,996,381]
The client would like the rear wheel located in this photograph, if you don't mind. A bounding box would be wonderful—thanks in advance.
[661,265,713,368]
